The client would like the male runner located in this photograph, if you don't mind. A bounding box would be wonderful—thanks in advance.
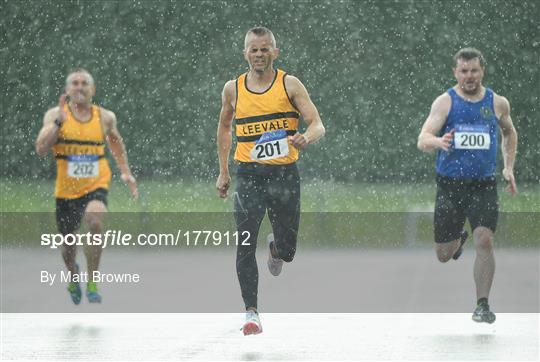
[418,48,518,323]
[36,68,138,304]
[216,27,325,335]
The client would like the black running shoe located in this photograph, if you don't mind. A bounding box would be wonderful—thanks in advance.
[452,230,469,260]
[472,301,496,324]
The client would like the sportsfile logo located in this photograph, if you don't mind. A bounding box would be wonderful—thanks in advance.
[41,230,132,249]
[40,230,251,248]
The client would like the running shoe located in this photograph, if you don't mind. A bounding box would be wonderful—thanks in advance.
[86,281,102,303]
[472,301,496,324]
[67,263,82,305]
[242,310,263,335]
[452,230,469,260]
[267,233,283,276]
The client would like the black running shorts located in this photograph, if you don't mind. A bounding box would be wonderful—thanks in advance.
[56,188,108,235]
[434,175,498,244]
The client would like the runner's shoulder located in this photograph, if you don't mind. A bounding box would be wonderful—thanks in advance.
[436,91,451,102]
[222,80,236,100]
[431,92,451,112]
[98,107,117,123]
[43,106,60,124]
[223,79,236,91]
[492,92,510,112]
[283,74,302,89]
[44,106,61,117]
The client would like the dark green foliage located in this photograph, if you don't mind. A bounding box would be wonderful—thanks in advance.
[2,0,538,181]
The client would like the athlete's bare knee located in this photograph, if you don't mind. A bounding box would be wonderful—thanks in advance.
[436,238,460,263]
[86,216,103,233]
[84,209,102,232]
[473,228,493,251]
[474,237,493,252]
[85,200,106,233]
[436,252,452,263]
[435,244,454,263]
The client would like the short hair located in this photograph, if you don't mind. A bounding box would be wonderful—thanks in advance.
[453,48,485,68]
[244,26,276,49]
[66,68,94,86]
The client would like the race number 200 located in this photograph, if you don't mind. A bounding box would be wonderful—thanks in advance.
[454,124,490,150]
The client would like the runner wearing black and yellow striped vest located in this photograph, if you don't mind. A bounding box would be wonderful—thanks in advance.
[53,104,112,200]
[234,69,302,311]
[234,69,299,165]
[36,69,138,305]
[216,28,325,332]
[52,104,112,236]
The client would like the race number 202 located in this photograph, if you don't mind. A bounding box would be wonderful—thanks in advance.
[67,155,99,178]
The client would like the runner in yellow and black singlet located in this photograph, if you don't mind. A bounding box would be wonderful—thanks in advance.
[53,103,111,201]
[234,68,300,165]
[216,27,325,335]
[36,68,138,305]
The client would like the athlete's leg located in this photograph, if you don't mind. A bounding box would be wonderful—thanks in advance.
[266,164,300,263]
[470,225,496,323]
[436,239,462,262]
[83,199,107,282]
[61,245,78,275]
[472,226,495,300]
[56,198,84,275]
[234,173,266,310]
[434,177,466,262]
[468,178,498,301]
[56,197,85,304]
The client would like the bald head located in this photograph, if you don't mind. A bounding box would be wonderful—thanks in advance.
[66,68,94,86]
[244,26,276,50]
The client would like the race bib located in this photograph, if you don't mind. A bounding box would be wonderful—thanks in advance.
[67,155,99,178]
[454,124,490,150]
[250,130,290,161]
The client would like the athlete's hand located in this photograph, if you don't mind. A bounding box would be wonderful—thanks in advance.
[502,168,517,195]
[57,94,68,125]
[438,129,455,152]
[288,133,309,149]
[121,173,139,199]
[216,173,231,198]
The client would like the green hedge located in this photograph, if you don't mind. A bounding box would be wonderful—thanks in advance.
[2,0,538,181]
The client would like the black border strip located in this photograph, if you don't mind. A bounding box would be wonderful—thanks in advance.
[235,111,299,125]
[55,155,105,160]
[56,139,105,146]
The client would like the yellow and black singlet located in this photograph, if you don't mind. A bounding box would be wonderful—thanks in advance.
[52,105,112,199]
[234,69,300,165]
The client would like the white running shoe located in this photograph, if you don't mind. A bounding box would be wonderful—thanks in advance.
[242,310,263,335]
[267,233,283,276]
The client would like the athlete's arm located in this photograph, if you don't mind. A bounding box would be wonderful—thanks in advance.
[496,95,518,195]
[35,94,68,156]
[417,93,453,153]
[102,108,138,198]
[216,81,235,198]
[284,76,325,149]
